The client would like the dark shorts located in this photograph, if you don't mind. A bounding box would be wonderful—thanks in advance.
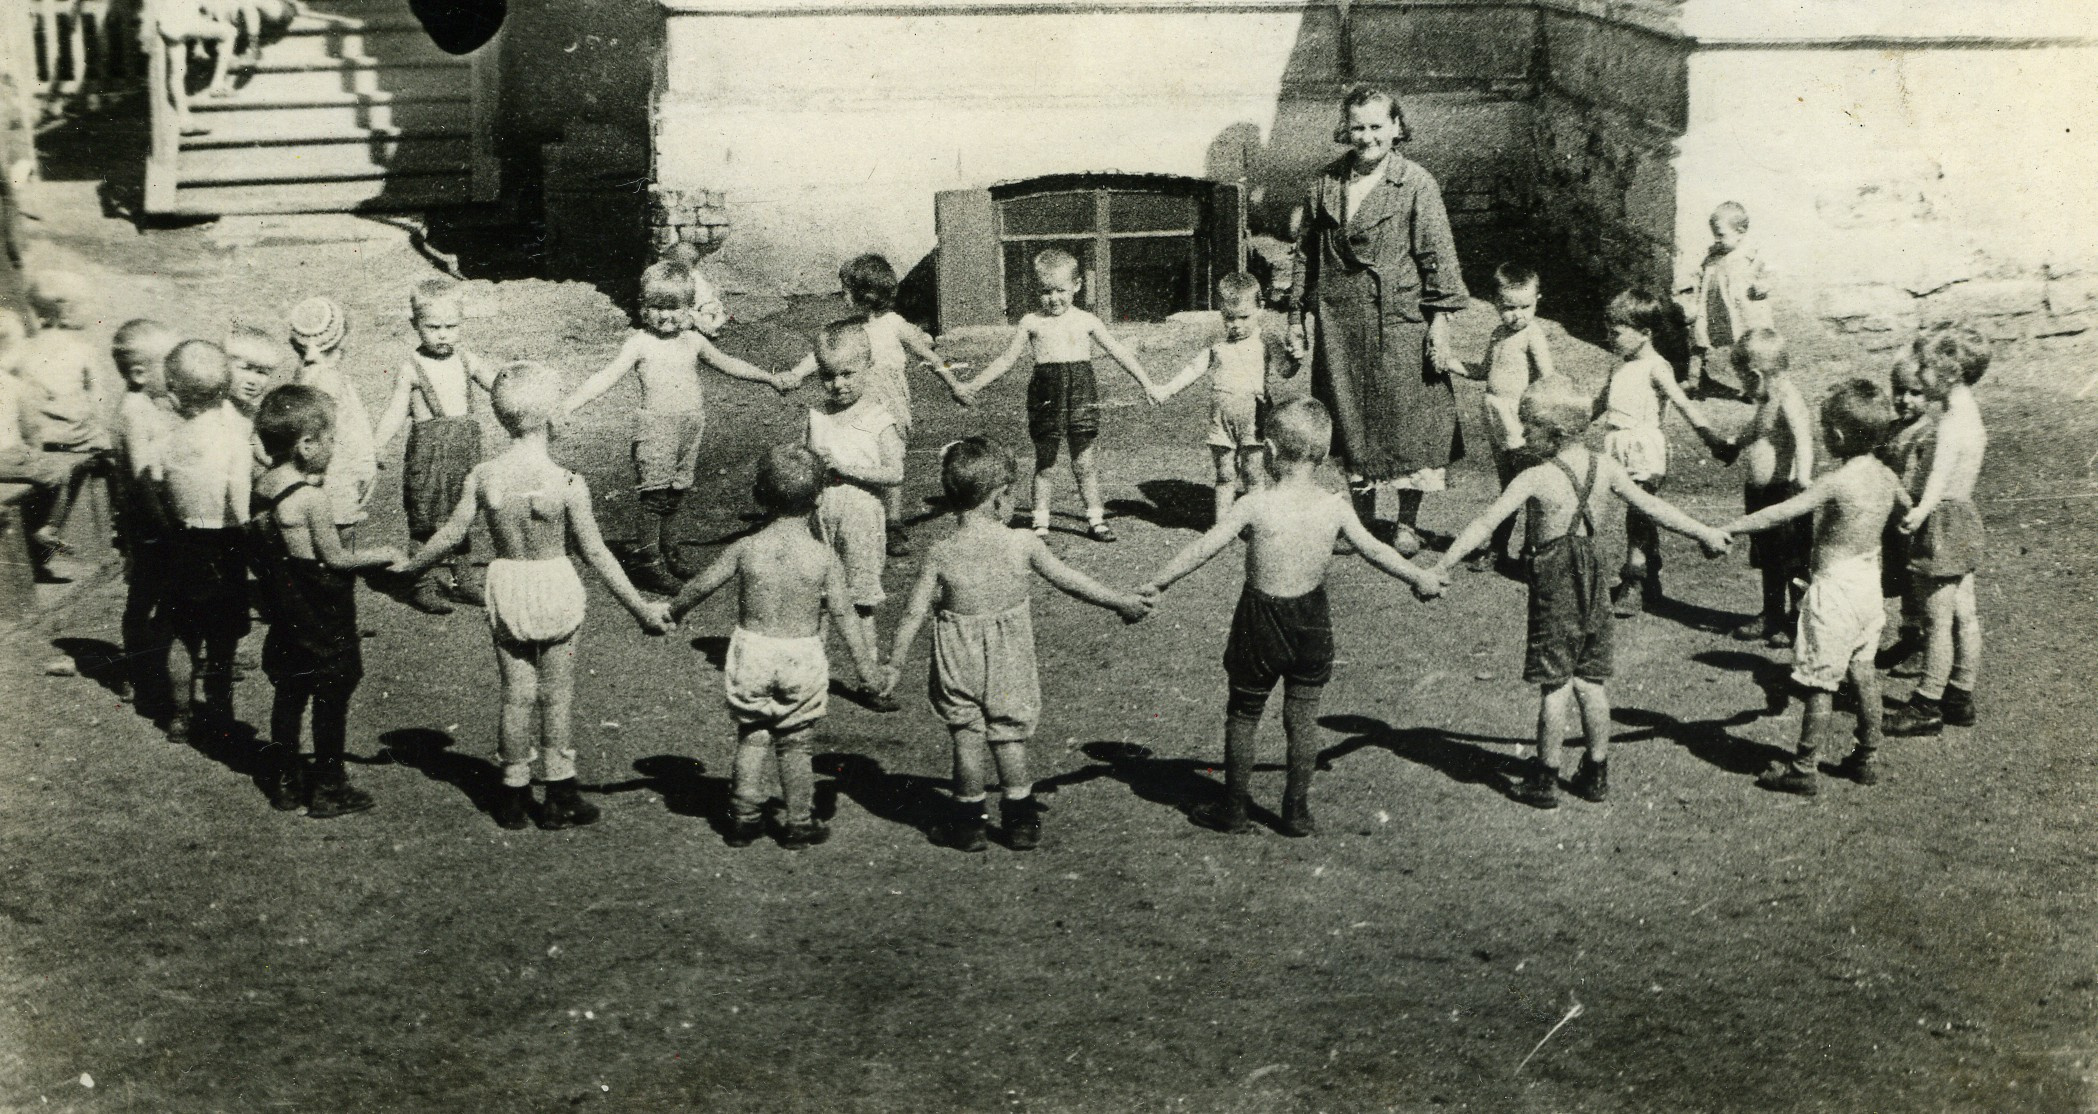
[1027,360,1100,449]
[1908,498,1984,580]
[165,527,252,645]
[1224,584,1334,696]
[1525,534,1613,685]
[403,415,481,540]
[1745,481,1810,572]
[1881,523,1912,599]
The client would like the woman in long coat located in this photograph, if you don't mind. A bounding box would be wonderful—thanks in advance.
[1289,85,1469,549]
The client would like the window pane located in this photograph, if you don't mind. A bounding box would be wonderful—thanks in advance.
[1003,239,1094,323]
[1109,235,1196,322]
[1001,192,1096,236]
[1109,191,1196,233]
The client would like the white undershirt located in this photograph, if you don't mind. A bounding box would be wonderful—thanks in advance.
[1344,156,1387,225]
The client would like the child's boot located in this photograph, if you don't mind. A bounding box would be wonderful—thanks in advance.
[1192,791,1252,834]
[1830,742,1879,786]
[1002,793,1043,851]
[1886,693,1944,738]
[1941,685,1976,728]
[409,567,455,615]
[305,758,375,819]
[1278,787,1316,838]
[935,798,989,852]
[1756,750,1819,796]
[537,778,601,829]
[261,744,306,811]
[1610,570,1645,618]
[1568,755,1610,803]
[723,809,765,848]
[778,818,831,850]
[1515,758,1560,809]
[492,784,533,830]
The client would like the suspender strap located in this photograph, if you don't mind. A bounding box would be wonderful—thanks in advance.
[1546,453,1599,538]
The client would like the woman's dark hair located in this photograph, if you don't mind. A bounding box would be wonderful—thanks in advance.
[1334,84,1412,144]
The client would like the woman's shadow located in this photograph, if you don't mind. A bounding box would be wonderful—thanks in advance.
[1316,714,1535,803]
[813,751,952,846]
[378,727,511,822]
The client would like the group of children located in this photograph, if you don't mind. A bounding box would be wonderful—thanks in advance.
[29,174,1990,848]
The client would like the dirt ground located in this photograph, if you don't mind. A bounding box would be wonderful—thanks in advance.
[5,185,2098,1113]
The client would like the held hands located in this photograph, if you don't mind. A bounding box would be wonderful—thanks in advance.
[637,601,674,635]
[1113,589,1155,625]
[366,545,407,569]
[875,663,902,700]
[1899,506,1928,535]
[1287,322,1309,362]
[1412,566,1450,601]
[1698,527,1731,559]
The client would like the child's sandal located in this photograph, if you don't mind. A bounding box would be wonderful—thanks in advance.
[1087,521,1118,543]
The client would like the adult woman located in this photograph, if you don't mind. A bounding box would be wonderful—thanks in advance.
[1288,86,1469,549]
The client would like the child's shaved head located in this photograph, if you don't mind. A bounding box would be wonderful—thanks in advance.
[1216,272,1262,313]
[1730,327,1789,375]
[226,324,290,372]
[1821,378,1895,460]
[1266,398,1332,465]
[26,270,91,326]
[410,278,463,320]
[113,319,183,391]
[166,340,231,411]
[1518,375,1591,450]
[491,361,563,436]
[941,436,1018,511]
[814,319,872,375]
[640,261,695,310]
[754,444,823,518]
[1033,249,1080,287]
[255,383,335,465]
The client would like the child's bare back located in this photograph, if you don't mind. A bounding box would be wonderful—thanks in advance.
[729,518,842,639]
[1807,457,1905,574]
[475,452,579,561]
[1236,478,1356,598]
[923,519,1034,616]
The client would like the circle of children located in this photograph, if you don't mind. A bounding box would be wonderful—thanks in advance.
[9,102,1986,854]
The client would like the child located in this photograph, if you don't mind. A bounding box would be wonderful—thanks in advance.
[110,318,182,710]
[1886,326,1991,737]
[954,249,1156,542]
[287,297,379,541]
[15,273,113,560]
[1720,380,1904,793]
[249,385,403,817]
[1874,357,1935,671]
[1150,271,1296,527]
[1458,263,1555,570]
[777,254,969,555]
[0,305,97,572]
[396,362,671,829]
[224,325,284,419]
[659,240,732,339]
[1682,201,1773,397]
[668,445,883,850]
[562,260,781,594]
[372,279,498,614]
[1141,399,1443,836]
[1596,289,1725,617]
[1715,328,1814,645]
[881,437,1151,851]
[803,320,905,711]
[1435,376,1729,808]
[154,340,253,744]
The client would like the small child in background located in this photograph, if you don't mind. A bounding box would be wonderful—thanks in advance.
[224,325,284,420]
[955,249,1157,542]
[155,340,253,744]
[1682,201,1773,398]
[1,305,97,571]
[1437,376,1729,809]
[1143,399,1442,836]
[372,279,497,615]
[16,273,113,553]
[1721,380,1904,793]
[668,445,883,850]
[563,260,781,594]
[659,241,731,339]
[249,385,403,817]
[398,362,671,830]
[287,297,379,542]
[777,254,968,555]
[109,319,182,710]
[803,320,905,711]
[1874,357,1935,671]
[1150,271,1296,527]
[1713,328,1814,646]
[1596,289,1725,617]
[1886,326,1991,738]
[882,438,1151,852]
[1459,263,1555,570]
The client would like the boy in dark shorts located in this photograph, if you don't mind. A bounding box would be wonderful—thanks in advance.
[953,249,1156,541]
[250,385,404,815]
[1712,328,1814,646]
[154,341,254,744]
[1141,399,1443,836]
[1436,377,1728,809]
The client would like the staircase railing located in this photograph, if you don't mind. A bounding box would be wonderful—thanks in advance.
[26,0,144,129]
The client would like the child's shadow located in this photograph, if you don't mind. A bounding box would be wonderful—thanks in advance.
[379,727,506,821]
[1644,593,1749,635]
[1317,714,1533,803]
[688,636,729,670]
[597,755,740,836]
[1106,479,1214,534]
[1693,649,1794,716]
[813,752,951,844]
[174,715,282,803]
[1611,705,1790,777]
[1040,741,1238,828]
[49,637,134,702]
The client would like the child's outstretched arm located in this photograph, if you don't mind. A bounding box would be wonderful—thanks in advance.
[1026,535,1151,622]
[1719,480,1828,537]
[395,469,480,575]
[562,335,641,416]
[667,539,745,623]
[564,474,672,632]
[774,352,818,393]
[896,319,971,393]
[1150,348,1210,403]
[303,491,404,571]
[691,332,780,388]
[1338,500,1443,598]
[1651,361,1721,442]
[1088,319,1155,395]
[878,560,942,697]
[824,557,883,685]
[1433,475,1537,575]
[955,326,1031,402]
[370,363,416,451]
[1608,460,1730,556]
[1142,499,1251,594]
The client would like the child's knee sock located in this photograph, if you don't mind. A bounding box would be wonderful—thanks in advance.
[990,741,1032,800]
[1280,685,1322,805]
[951,725,991,801]
[731,735,771,821]
[777,734,814,826]
[1395,489,1423,530]
[1222,700,1262,805]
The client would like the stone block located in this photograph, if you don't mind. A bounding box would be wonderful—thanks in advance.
[2047,274,2098,317]
[2033,310,2092,338]
[1931,279,2046,321]
[1818,284,1913,324]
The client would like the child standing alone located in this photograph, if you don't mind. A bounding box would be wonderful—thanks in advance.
[1150,271,1297,527]
[954,249,1156,541]
[882,438,1151,852]
[1459,263,1555,570]
[1682,201,1773,398]
[399,363,671,829]
[373,279,498,614]
[669,445,883,850]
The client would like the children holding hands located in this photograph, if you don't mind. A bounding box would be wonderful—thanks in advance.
[1149,272,1297,526]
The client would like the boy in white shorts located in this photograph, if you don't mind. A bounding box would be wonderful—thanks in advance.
[1722,380,1906,793]
[1151,271,1296,527]
[670,445,882,850]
